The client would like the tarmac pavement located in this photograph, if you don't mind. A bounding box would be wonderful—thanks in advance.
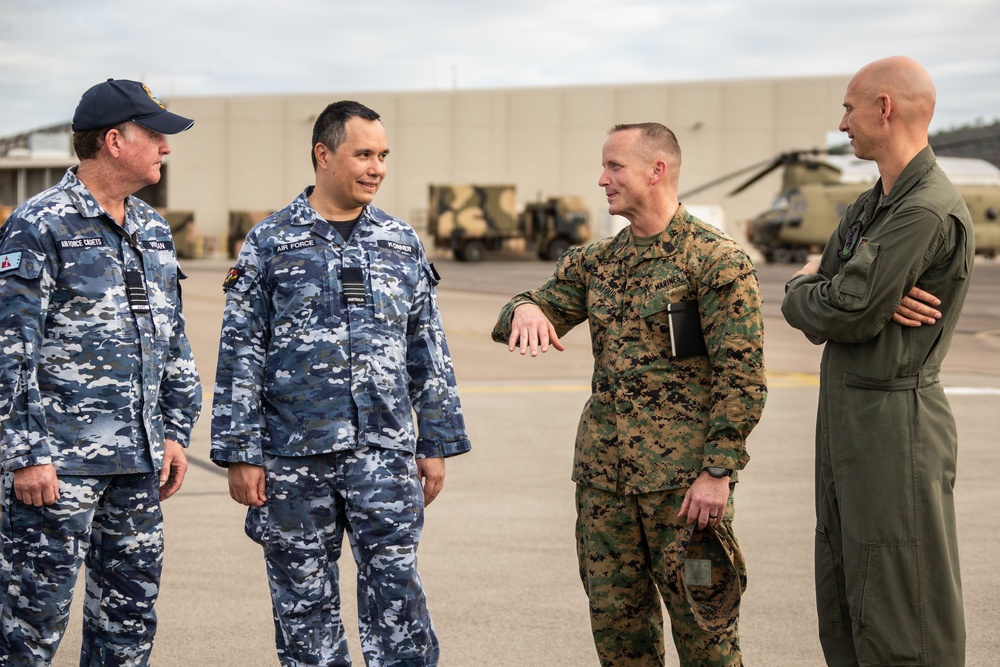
[50,258,1000,666]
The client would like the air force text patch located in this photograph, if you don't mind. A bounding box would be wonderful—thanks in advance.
[276,239,316,254]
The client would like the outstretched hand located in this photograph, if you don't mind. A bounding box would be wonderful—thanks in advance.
[507,303,565,356]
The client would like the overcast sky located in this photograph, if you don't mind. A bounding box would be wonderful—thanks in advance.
[1,0,998,138]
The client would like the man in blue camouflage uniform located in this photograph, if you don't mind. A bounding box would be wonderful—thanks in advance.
[0,79,202,666]
[211,100,470,667]
[493,123,766,666]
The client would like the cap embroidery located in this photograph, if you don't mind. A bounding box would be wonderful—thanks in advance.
[142,84,165,109]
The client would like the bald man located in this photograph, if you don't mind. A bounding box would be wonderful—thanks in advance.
[782,57,973,666]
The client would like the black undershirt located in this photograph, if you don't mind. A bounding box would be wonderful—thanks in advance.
[329,215,360,242]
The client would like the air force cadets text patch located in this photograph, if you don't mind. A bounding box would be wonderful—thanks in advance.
[0,251,21,274]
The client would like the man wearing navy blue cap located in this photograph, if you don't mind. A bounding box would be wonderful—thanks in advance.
[0,79,201,665]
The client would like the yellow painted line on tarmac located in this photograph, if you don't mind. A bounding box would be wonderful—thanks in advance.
[767,372,820,387]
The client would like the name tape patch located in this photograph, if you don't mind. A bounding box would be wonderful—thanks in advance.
[142,239,174,252]
[378,240,414,255]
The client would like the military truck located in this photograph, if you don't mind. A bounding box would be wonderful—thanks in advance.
[227,210,274,259]
[160,210,198,259]
[427,184,591,261]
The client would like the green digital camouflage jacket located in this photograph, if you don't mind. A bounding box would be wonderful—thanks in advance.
[492,205,767,494]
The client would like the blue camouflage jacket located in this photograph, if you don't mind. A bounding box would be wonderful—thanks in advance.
[0,168,202,475]
[210,189,470,465]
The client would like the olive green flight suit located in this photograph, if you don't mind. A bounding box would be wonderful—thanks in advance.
[782,147,974,667]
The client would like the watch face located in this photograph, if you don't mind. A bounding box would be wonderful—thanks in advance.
[707,466,732,478]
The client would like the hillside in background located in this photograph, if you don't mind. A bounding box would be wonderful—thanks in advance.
[931,119,1000,168]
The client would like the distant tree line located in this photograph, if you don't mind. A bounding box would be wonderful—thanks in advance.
[930,119,1000,168]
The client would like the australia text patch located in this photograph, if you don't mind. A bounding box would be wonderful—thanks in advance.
[341,267,366,306]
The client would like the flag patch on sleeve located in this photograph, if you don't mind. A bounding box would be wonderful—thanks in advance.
[0,251,22,274]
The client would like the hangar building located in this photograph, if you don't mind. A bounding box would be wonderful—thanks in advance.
[1,74,851,258]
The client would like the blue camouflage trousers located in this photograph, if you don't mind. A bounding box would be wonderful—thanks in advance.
[0,471,163,667]
[248,448,438,667]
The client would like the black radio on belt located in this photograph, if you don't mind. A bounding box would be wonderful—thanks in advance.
[124,269,151,313]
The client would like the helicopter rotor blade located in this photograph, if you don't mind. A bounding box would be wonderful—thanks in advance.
[727,158,787,196]
[726,148,832,196]
[678,157,777,200]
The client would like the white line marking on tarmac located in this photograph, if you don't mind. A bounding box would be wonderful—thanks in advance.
[944,387,1000,395]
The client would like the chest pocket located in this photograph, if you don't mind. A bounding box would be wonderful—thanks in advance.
[139,243,178,341]
[367,247,418,331]
[267,247,333,331]
[638,276,692,350]
[51,245,129,338]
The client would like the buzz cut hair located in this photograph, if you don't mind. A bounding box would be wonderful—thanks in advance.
[610,122,681,169]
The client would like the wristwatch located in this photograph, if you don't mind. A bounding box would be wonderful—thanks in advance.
[705,466,732,478]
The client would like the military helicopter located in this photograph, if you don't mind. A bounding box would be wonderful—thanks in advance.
[681,147,1000,263]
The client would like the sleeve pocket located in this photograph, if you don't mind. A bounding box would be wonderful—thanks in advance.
[834,242,879,307]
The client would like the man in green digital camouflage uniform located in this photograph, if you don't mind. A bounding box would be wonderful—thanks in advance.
[492,123,766,666]
[782,57,973,666]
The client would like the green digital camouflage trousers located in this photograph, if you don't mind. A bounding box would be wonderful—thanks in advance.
[576,485,746,667]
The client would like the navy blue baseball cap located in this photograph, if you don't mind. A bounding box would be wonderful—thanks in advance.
[72,79,194,134]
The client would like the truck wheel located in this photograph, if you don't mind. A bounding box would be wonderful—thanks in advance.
[543,238,571,261]
[462,240,487,262]
[772,247,793,264]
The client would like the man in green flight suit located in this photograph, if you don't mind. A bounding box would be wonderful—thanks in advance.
[492,122,766,666]
[782,56,974,667]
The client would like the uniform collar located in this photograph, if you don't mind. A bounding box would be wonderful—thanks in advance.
[607,203,690,264]
[868,145,937,213]
[62,166,144,237]
[292,186,388,240]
